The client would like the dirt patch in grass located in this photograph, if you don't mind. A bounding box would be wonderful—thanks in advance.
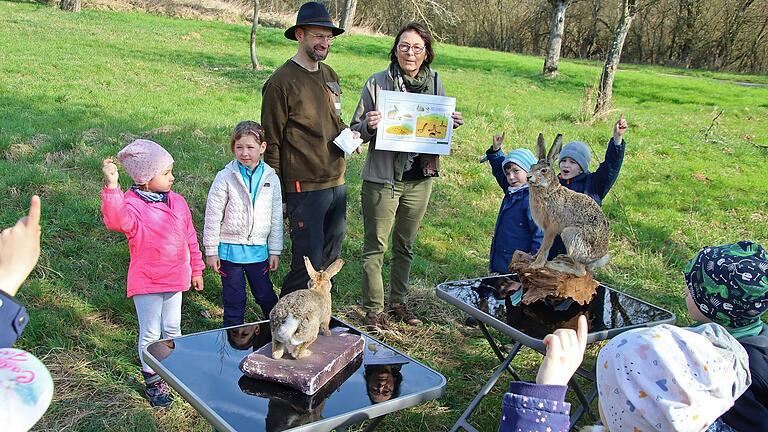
[3,133,48,160]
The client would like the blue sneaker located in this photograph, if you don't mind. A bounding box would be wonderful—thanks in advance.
[142,371,173,407]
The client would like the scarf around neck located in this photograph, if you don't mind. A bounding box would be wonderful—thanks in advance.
[131,185,168,204]
[390,61,433,95]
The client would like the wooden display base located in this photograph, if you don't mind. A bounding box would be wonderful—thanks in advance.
[240,331,365,395]
[508,251,598,305]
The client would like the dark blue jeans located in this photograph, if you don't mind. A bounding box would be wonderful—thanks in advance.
[282,185,347,297]
[220,259,277,327]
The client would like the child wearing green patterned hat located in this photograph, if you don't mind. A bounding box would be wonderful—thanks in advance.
[684,240,768,431]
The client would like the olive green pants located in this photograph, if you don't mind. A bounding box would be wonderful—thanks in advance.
[360,178,433,313]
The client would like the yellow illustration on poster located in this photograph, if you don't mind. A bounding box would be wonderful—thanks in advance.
[375,90,456,155]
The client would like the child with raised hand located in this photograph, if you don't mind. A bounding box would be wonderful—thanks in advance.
[683,241,768,431]
[203,121,282,327]
[0,195,54,432]
[549,115,628,258]
[499,316,751,432]
[101,139,204,408]
[485,132,543,274]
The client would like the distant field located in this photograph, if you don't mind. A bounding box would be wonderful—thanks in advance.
[1,2,767,430]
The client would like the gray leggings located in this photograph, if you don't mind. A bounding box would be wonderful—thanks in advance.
[133,291,182,372]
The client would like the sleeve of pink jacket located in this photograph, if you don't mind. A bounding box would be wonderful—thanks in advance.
[101,187,138,235]
[181,197,205,277]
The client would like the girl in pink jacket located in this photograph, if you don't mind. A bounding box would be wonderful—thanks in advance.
[101,139,204,408]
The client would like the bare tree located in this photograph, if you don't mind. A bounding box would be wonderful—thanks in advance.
[60,0,81,12]
[711,0,756,69]
[340,0,358,30]
[349,0,768,74]
[543,0,571,76]
[594,0,638,115]
[250,0,261,70]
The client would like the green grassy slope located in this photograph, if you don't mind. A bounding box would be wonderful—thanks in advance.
[1,2,767,430]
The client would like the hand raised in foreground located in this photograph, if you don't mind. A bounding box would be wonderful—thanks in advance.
[0,195,42,297]
[535,314,588,386]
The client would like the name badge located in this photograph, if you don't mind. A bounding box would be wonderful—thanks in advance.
[334,102,341,110]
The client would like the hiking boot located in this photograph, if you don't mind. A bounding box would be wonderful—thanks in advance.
[365,311,390,329]
[389,303,423,326]
[142,371,173,407]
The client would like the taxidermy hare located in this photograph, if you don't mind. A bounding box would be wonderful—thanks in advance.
[270,257,344,359]
[528,133,610,276]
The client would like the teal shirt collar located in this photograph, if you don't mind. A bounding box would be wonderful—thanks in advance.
[237,160,264,206]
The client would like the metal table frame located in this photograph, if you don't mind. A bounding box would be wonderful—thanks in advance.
[436,275,675,432]
[143,317,447,432]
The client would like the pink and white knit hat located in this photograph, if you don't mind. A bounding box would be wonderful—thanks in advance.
[117,139,174,185]
[597,323,751,432]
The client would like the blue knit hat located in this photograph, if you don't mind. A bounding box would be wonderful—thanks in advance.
[559,141,592,173]
[502,148,537,172]
[684,241,768,328]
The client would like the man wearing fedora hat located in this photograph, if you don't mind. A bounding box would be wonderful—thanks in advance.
[261,2,352,297]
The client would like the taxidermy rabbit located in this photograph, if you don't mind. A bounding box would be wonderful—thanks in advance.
[270,257,344,359]
[528,134,610,276]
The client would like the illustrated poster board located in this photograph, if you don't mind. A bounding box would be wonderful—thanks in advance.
[375,90,456,155]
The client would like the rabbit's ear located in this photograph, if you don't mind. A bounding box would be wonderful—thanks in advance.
[324,259,344,278]
[536,133,547,161]
[547,134,564,163]
[304,256,318,279]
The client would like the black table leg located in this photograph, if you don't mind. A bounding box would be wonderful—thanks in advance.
[478,322,522,381]
[360,415,384,431]
[568,371,599,426]
[449,349,516,432]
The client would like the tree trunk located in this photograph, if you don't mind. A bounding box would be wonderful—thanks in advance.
[679,0,700,68]
[60,0,80,12]
[339,0,358,30]
[250,0,261,70]
[594,0,637,116]
[542,0,569,77]
[712,0,755,69]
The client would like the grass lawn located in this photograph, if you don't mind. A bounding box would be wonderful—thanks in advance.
[2,2,767,430]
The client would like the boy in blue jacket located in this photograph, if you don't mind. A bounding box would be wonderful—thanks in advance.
[486,133,543,274]
[549,115,628,258]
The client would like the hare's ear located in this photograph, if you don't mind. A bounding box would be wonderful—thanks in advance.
[304,256,318,279]
[324,259,344,278]
[536,133,547,161]
[547,134,563,163]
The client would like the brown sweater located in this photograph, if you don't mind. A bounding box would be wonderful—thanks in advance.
[261,60,347,193]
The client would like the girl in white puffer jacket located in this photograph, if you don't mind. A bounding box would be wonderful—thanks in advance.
[203,121,283,327]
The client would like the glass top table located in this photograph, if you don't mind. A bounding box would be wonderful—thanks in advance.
[143,317,446,432]
[436,274,676,431]
[437,274,676,352]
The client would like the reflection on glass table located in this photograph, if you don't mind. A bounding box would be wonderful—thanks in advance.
[438,274,675,351]
[143,317,445,432]
[436,274,676,432]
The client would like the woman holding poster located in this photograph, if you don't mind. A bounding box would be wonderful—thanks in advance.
[350,22,463,328]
